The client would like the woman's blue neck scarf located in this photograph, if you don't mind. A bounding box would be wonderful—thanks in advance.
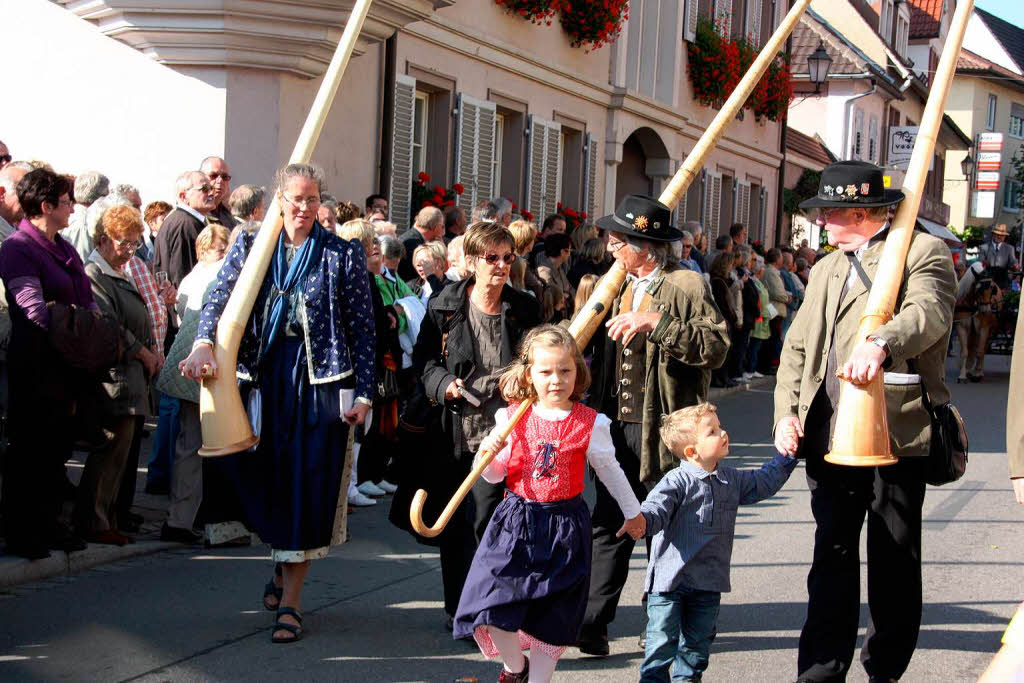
[261,222,326,355]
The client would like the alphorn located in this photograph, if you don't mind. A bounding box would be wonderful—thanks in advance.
[825,0,974,466]
[198,0,375,456]
[408,0,815,538]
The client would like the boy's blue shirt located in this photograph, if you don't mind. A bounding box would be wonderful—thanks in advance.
[640,453,797,593]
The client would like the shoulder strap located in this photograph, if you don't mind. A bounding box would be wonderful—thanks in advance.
[848,253,934,406]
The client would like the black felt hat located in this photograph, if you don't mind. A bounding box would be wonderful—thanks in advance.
[799,160,905,210]
[595,195,683,242]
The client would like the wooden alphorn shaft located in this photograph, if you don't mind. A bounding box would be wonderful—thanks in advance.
[825,0,974,466]
[408,0,814,538]
[199,0,375,456]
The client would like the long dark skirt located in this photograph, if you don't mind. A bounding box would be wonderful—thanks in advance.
[226,337,348,556]
[453,492,592,656]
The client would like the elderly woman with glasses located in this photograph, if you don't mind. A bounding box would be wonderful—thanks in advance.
[77,205,161,546]
[0,169,97,558]
[180,164,375,644]
[411,220,541,631]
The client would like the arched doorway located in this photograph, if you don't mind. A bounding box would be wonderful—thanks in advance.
[615,127,670,205]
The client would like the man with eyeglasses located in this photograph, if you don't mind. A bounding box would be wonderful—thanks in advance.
[199,157,237,229]
[153,170,218,290]
[678,230,702,273]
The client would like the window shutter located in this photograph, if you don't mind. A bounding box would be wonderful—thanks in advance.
[759,186,768,242]
[525,115,563,221]
[582,133,600,221]
[389,74,416,230]
[735,179,751,227]
[713,0,731,37]
[746,0,762,47]
[453,94,497,212]
[685,0,699,42]
[704,171,722,240]
[672,159,687,227]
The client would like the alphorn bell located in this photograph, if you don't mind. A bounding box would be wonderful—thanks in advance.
[198,0,375,456]
[408,0,815,538]
[825,0,974,466]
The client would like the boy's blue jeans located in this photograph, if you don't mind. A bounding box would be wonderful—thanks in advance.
[146,392,180,487]
[640,587,722,682]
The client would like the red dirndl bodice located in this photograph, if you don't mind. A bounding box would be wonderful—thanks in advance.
[504,402,598,502]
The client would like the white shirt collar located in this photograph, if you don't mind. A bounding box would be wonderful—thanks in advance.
[176,203,206,223]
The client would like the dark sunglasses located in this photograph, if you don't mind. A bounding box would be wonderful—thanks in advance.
[0,154,11,164]
[483,252,516,266]
[208,172,232,181]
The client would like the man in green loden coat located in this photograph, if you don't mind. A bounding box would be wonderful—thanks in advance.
[774,161,956,682]
[578,194,730,656]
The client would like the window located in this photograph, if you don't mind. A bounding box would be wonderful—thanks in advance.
[493,114,504,197]
[880,0,894,43]
[853,108,865,160]
[1004,179,1022,212]
[987,94,998,131]
[713,0,732,37]
[1011,114,1024,139]
[412,92,429,175]
[895,9,909,58]
[868,116,879,163]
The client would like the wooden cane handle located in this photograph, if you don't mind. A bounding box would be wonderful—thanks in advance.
[409,399,534,538]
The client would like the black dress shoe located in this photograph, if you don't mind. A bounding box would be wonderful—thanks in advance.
[577,627,610,657]
[6,543,51,560]
[50,532,87,553]
[160,523,202,544]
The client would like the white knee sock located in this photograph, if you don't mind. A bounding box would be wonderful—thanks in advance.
[527,647,558,682]
[487,626,525,673]
[348,443,360,498]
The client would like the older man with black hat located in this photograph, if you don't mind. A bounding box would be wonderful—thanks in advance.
[577,195,730,656]
[774,161,955,682]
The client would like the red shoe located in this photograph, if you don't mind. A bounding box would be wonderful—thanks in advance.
[497,659,529,683]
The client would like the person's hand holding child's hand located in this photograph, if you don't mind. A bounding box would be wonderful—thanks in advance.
[616,513,646,541]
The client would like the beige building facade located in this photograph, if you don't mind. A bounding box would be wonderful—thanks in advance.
[941,9,1024,231]
[8,0,794,243]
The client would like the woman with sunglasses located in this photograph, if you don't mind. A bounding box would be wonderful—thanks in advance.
[411,220,540,632]
[180,164,376,643]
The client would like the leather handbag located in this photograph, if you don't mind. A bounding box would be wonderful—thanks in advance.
[47,302,123,372]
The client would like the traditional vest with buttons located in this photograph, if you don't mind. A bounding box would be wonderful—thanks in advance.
[615,279,650,424]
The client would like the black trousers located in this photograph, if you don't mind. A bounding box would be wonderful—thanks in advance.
[583,420,650,634]
[798,452,926,681]
[439,454,504,617]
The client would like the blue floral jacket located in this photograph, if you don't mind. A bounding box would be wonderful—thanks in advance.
[196,226,376,402]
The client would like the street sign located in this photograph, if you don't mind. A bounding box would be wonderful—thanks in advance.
[972,191,996,218]
[975,171,1000,190]
[977,151,1002,171]
[889,126,918,165]
[979,132,1003,151]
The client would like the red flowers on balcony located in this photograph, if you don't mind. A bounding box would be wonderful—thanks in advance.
[687,17,793,122]
[495,0,629,51]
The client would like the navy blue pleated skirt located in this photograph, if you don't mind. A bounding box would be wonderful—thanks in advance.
[453,491,592,650]
[225,337,348,554]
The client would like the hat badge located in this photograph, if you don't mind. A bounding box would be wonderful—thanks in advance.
[633,215,649,231]
[860,183,870,195]
[625,212,634,220]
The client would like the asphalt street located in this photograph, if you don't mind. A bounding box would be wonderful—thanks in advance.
[0,356,1017,682]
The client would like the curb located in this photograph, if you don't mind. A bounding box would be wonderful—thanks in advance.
[0,540,181,590]
[708,375,774,401]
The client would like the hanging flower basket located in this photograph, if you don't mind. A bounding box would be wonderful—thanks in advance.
[411,172,464,217]
[495,0,629,51]
[687,16,792,122]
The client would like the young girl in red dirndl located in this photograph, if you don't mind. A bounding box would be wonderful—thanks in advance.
[453,325,646,682]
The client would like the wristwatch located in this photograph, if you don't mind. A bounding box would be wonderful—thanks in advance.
[866,335,890,356]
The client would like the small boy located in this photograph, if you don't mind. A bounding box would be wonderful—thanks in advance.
[635,403,796,682]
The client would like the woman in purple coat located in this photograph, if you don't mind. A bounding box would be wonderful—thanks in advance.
[0,169,95,559]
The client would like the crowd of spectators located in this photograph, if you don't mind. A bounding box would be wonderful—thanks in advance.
[0,141,824,565]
